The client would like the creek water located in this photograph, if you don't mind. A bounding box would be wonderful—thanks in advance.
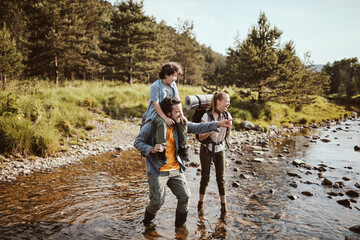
[0,119,359,239]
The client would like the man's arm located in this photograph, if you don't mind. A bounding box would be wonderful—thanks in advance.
[134,123,155,157]
[188,119,233,134]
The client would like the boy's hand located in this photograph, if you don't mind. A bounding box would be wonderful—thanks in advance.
[180,115,188,125]
[165,117,175,125]
[217,118,233,128]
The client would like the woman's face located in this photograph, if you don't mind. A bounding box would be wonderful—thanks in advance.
[216,94,230,112]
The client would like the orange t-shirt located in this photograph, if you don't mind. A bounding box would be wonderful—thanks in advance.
[160,126,180,171]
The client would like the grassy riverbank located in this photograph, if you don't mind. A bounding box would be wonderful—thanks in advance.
[0,80,352,158]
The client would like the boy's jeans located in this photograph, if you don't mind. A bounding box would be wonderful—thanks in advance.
[153,115,187,147]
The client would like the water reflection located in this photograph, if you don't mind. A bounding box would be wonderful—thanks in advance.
[0,119,359,239]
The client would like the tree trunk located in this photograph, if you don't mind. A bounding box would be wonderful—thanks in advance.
[183,66,186,86]
[129,58,133,85]
[2,73,6,91]
[54,55,59,86]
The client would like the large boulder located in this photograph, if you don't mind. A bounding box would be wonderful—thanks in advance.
[240,120,255,130]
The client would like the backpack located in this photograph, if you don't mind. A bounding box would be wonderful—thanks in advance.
[193,109,229,147]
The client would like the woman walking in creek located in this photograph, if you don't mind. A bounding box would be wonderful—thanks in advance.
[197,92,232,216]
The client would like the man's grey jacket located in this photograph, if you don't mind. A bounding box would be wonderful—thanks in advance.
[134,121,219,177]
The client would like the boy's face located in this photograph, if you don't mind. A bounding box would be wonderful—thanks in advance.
[163,72,178,86]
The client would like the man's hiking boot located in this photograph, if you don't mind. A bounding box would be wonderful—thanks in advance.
[143,209,155,227]
[175,211,188,227]
[178,147,190,162]
[157,150,167,165]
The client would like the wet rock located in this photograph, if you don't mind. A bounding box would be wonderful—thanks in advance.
[322,178,333,186]
[292,159,305,167]
[250,194,258,199]
[234,160,243,165]
[282,147,290,153]
[342,177,351,181]
[336,199,351,208]
[241,121,255,130]
[274,212,283,219]
[287,195,298,200]
[250,145,262,151]
[240,174,251,179]
[233,167,239,172]
[301,191,314,196]
[289,182,298,188]
[287,172,302,178]
[346,190,359,198]
[333,181,346,188]
[355,183,360,189]
[354,145,360,151]
[232,181,240,188]
[189,162,200,168]
[349,225,360,234]
[327,192,339,197]
[252,158,265,163]
[314,166,327,172]
[320,138,331,143]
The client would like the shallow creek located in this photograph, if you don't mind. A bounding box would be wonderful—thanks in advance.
[0,119,359,239]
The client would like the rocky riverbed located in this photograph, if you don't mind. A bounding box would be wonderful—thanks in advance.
[0,114,358,184]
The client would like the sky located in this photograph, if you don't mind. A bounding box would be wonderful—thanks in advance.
[109,0,360,64]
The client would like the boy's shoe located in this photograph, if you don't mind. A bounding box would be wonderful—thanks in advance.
[178,147,190,162]
[157,151,167,165]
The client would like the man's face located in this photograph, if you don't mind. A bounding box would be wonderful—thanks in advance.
[168,103,182,123]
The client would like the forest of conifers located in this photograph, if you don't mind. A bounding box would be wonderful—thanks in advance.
[1,0,359,105]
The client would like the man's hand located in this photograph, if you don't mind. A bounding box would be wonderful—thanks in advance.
[217,118,233,128]
[164,117,175,125]
[150,144,164,154]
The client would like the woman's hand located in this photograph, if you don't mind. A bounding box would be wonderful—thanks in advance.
[217,118,233,128]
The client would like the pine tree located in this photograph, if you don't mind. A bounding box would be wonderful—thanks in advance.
[100,0,158,84]
[174,19,204,85]
[0,24,24,90]
[227,12,282,100]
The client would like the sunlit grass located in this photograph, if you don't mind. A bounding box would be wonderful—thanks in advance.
[0,80,353,156]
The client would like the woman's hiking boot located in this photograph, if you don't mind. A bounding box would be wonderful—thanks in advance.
[197,201,204,216]
[220,202,227,216]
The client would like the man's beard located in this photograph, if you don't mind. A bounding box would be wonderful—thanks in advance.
[169,113,180,123]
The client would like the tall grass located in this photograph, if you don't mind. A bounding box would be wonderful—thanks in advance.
[0,80,353,156]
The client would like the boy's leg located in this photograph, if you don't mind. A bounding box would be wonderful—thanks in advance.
[177,122,189,162]
[154,115,167,147]
[153,115,167,164]
[176,121,188,147]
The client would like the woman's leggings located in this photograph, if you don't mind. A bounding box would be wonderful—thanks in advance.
[199,144,226,196]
